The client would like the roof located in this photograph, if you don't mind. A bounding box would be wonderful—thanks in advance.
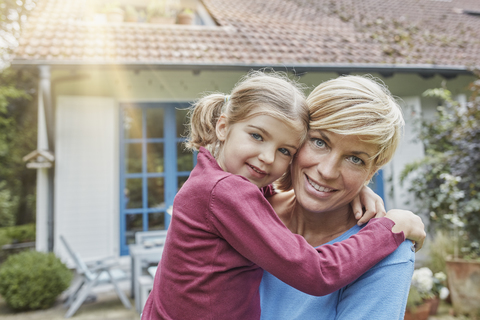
[11,0,480,72]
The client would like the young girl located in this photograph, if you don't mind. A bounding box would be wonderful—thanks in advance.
[141,71,424,320]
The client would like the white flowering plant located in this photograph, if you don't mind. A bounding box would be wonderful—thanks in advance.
[410,267,449,300]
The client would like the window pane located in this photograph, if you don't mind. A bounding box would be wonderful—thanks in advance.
[148,177,165,208]
[146,108,164,138]
[126,213,143,245]
[123,107,143,139]
[147,143,164,172]
[177,142,193,172]
[178,176,189,192]
[176,108,189,138]
[125,143,142,173]
[148,212,165,230]
[125,178,143,209]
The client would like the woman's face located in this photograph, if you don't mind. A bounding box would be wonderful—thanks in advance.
[291,129,378,214]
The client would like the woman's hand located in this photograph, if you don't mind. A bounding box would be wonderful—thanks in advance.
[385,209,426,252]
[351,186,386,226]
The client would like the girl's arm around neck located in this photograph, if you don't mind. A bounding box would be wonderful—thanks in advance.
[208,176,406,296]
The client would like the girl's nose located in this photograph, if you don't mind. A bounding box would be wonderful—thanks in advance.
[259,148,275,164]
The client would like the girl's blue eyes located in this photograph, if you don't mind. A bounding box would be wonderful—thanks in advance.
[251,133,262,141]
[250,133,291,156]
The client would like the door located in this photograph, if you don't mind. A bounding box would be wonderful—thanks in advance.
[119,102,195,255]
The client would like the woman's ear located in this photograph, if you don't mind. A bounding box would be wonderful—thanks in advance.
[216,114,228,142]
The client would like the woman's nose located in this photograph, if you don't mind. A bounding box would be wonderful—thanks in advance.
[317,154,340,180]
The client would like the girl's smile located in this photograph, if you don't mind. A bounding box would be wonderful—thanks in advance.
[216,114,304,188]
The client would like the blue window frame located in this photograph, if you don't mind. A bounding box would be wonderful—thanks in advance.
[119,102,195,255]
[368,169,385,205]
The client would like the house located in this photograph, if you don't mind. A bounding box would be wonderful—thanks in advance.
[11,0,480,263]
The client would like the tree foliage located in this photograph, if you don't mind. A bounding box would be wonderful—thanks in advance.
[0,0,38,227]
[401,72,480,258]
[0,68,37,227]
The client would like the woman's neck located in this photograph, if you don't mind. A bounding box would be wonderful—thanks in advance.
[271,192,358,247]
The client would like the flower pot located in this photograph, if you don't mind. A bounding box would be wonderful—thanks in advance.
[425,296,440,315]
[107,8,124,23]
[404,300,432,320]
[149,16,176,24]
[445,259,480,315]
[177,12,194,25]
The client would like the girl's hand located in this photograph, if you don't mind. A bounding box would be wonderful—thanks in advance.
[385,209,426,252]
[351,186,386,226]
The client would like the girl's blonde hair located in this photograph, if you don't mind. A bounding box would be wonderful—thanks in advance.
[276,75,405,191]
[185,70,309,156]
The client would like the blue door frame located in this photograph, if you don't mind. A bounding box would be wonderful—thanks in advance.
[368,169,385,206]
[119,102,194,255]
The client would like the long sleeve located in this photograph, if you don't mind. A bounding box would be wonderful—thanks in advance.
[209,176,405,296]
[335,240,415,319]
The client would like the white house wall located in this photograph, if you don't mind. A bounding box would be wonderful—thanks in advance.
[54,96,118,265]
[383,96,425,211]
[47,68,475,261]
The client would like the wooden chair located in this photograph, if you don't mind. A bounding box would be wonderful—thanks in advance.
[59,235,132,318]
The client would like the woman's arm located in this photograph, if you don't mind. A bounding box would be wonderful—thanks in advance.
[335,240,414,320]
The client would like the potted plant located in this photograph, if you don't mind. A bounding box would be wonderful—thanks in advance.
[401,72,480,316]
[405,267,449,319]
[124,5,139,23]
[103,1,124,23]
[405,286,431,320]
[147,0,180,24]
[177,8,195,25]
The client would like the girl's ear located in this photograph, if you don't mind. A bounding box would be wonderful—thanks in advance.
[216,114,228,142]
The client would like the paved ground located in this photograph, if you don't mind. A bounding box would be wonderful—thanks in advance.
[0,285,140,320]
[0,288,475,320]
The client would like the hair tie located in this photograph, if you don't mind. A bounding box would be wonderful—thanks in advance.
[224,95,230,104]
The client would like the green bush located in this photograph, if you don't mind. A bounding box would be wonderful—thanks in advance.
[0,250,72,311]
[0,223,36,247]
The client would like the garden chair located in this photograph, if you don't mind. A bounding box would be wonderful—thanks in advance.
[59,235,132,318]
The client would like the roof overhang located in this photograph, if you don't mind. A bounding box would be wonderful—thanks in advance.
[10,60,474,78]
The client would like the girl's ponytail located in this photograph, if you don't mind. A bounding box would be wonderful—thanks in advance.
[185,93,226,154]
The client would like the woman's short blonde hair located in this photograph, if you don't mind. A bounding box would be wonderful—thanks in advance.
[276,75,405,191]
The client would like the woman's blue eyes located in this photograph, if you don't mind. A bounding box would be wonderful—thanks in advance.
[349,156,364,165]
[312,138,365,165]
[313,138,326,148]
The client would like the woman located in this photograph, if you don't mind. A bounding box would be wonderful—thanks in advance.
[259,75,419,319]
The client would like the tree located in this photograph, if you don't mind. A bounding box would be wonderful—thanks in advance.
[0,0,39,227]
[0,68,37,226]
[401,72,480,259]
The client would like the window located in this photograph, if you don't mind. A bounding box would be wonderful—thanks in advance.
[119,102,194,255]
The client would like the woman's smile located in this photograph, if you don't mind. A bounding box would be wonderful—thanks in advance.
[306,175,335,194]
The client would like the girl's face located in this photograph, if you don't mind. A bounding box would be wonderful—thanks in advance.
[216,114,304,188]
[291,129,378,214]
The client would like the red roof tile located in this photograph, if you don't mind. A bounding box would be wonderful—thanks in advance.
[11,0,480,68]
